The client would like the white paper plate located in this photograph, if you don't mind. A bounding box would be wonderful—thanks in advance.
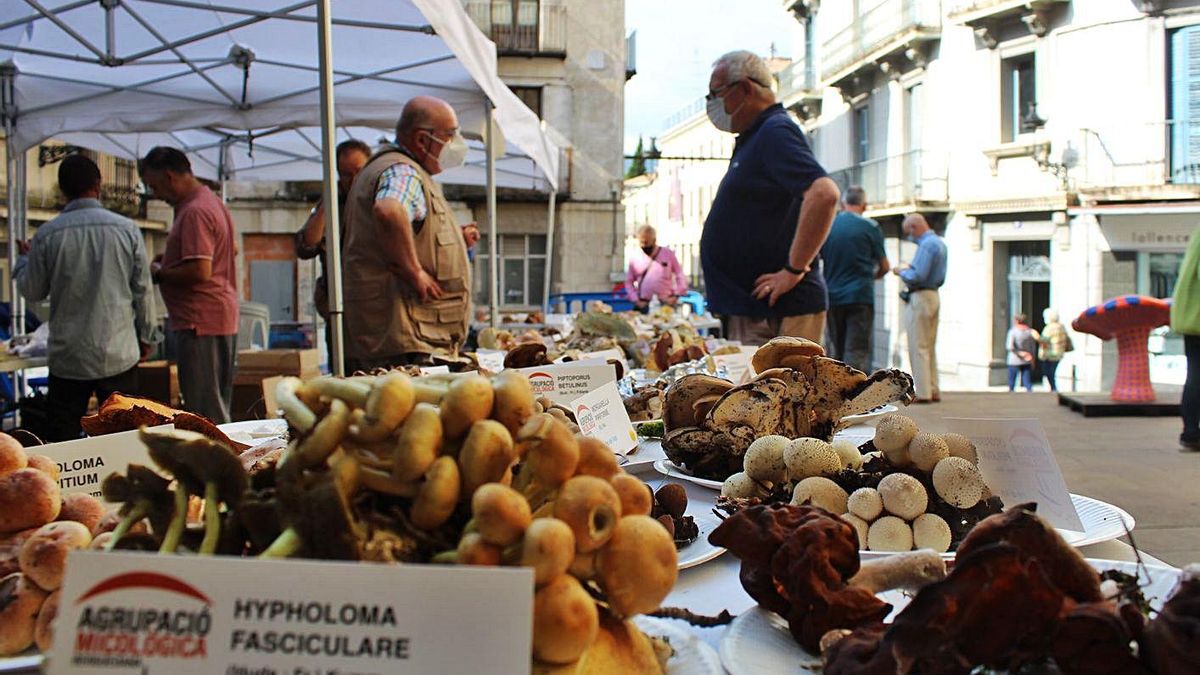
[840,403,898,427]
[677,510,727,570]
[720,559,1181,674]
[0,653,43,673]
[217,418,288,446]
[653,459,724,490]
[859,493,1136,561]
[634,616,724,675]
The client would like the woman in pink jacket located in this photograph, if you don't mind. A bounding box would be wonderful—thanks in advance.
[625,225,689,310]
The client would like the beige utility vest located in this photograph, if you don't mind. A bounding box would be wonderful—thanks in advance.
[341,149,471,358]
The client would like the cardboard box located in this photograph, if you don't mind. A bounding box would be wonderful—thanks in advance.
[136,360,180,407]
[237,348,319,375]
[231,375,289,421]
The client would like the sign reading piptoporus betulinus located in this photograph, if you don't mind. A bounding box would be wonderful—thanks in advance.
[49,551,533,675]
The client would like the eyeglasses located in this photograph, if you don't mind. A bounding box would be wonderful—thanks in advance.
[417,127,460,139]
[705,77,771,101]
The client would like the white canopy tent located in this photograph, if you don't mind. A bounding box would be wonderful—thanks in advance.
[0,0,562,376]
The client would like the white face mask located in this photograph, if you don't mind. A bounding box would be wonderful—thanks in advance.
[706,84,744,134]
[425,130,469,171]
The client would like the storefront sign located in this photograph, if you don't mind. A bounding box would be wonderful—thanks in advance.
[571,381,637,454]
[49,552,533,675]
[1099,212,1198,251]
[36,427,170,499]
[514,363,617,406]
[944,418,1084,531]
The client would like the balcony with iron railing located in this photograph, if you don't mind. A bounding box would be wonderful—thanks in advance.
[947,0,1069,24]
[463,0,566,57]
[777,56,822,122]
[821,0,941,87]
[826,150,949,214]
[1074,120,1200,197]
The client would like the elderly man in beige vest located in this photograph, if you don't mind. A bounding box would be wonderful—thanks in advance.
[341,96,473,372]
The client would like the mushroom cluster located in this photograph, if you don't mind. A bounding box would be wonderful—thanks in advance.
[662,337,915,481]
[717,414,1005,553]
[0,432,110,656]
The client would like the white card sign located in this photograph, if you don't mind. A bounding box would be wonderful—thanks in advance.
[514,363,617,406]
[944,418,1085,531]
[36,426,170,499]
[418,365,451,376]
[571,381,638,454]
[475,348,507,373]
[50,551,533,674]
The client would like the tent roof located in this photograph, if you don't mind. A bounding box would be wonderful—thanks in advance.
[0,0,559,189]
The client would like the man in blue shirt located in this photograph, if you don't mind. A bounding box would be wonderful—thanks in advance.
[820,186,889,372]
[893,212,947,402]
[700,50,840,346]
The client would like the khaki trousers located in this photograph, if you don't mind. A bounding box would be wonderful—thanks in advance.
[725,311,826,347]
[904,289,940,399]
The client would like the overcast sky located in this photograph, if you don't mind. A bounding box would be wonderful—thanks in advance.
[623,0,796,154]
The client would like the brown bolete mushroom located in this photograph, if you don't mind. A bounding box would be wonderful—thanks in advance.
[0,468,61,532]
[751,335,824,373]
[554,476,622,553]
[19,521,92,591]
[505,342,550,370]
[532,574,600,664]
[596,514,678,617]
[0,433,28,478]
[33,588,59,652]
[1072,295,1172,402]
[441,374,496,440]
[55,493,105,533]
[0,572,47,656]
[472,483,532,546]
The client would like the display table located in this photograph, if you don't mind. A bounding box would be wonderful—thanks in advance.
[0,355,46,373]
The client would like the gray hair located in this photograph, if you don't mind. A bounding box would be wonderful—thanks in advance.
[1043,308,1060,323]
[713,50,775,94]
[636,224,656,238]
[843,186,867,207]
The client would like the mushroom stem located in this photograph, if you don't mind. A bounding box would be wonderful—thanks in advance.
[275,377,317,433]
[260,527,303,558]
[306,377,371,407]
[430,550,458,564]
[158,487,189,554]
[198,482,221,555]
[104,501,149,551]
[413,381,451,404]
[357,465,420,498]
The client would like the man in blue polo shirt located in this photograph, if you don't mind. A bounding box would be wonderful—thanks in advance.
[700,50,840,346]
[821,186,889,372]
[893,212,947,403]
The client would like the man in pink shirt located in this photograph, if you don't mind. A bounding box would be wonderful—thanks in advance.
[140,147,239,423]
[625,225,688,310]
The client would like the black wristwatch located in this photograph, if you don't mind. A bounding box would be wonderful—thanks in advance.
[783,263,808,276]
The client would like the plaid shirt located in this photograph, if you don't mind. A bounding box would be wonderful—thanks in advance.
[376,161,428,229]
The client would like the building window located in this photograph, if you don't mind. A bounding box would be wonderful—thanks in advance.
[1139,251,1187,384]
[1170,25,1200,184]
[854,105,870,166]
[1001,53,1037,143]
[510,86,542,118]
[475,234,548,308]
[489,0,539,52]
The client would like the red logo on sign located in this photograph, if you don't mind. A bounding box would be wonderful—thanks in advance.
[77,571,211,605]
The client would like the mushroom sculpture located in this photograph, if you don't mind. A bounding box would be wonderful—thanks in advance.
[1072,295,1172,402]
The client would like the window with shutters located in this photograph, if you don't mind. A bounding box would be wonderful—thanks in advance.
[1170,25,1200,184]
[1000,53,1037,143]
[509,86,542,118]
[474,234,548,308]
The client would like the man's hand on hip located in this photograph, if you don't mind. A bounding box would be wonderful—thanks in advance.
[411,268,444,303]
[753,268,803,307]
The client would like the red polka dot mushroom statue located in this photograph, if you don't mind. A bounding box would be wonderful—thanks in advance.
[1071,295,1172,402]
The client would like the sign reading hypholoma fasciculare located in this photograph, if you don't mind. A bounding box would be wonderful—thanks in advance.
[50,551,533,674]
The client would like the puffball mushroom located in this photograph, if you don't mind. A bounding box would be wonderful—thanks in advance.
[472,484,532,547]
[721,472,766,499]
[847,487,884,521]
[867,516,914,552]
[784,438,841,479]
[610,474,653,517]
[941,433,978,464]
[459,420,517,496]
[554,476,623,553]
[790,477,849,514]
[392,402,442,482]
[877,473,928,520]
[509,518,576,586]
[440,374,495,440]
[842,513,869,549]
[0,573,47,656]
[492,370,537,435]
[743,435,789,484]
[0,433,27,478]
[0,468,61,532]
[597,515,679,617]
[932,456,986,508]
[532,574,600,664]
[34,589,59,652]
[908,432,950,472]
[831,440,863,470]
[19,521,92,591]
[874,414,918,463]
[912,513,953,553]
[410,456,461,530]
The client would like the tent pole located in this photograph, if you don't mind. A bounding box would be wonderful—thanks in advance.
[485,100,498,329]
[542,189,556,316]
[2,64,22,342]
[316,0,345,376]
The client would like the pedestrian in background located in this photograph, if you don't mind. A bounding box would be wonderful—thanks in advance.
[626,225,688,311]
[1171,228,1200,451]
[893,212,946,402]
[820,185,888,371]
[700,50,839,346]
[1038,308,1073,392]
[140,146,240,424]
[1006,313,1040,392]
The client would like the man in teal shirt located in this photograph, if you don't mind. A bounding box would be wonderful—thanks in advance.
[820,187,889,371]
